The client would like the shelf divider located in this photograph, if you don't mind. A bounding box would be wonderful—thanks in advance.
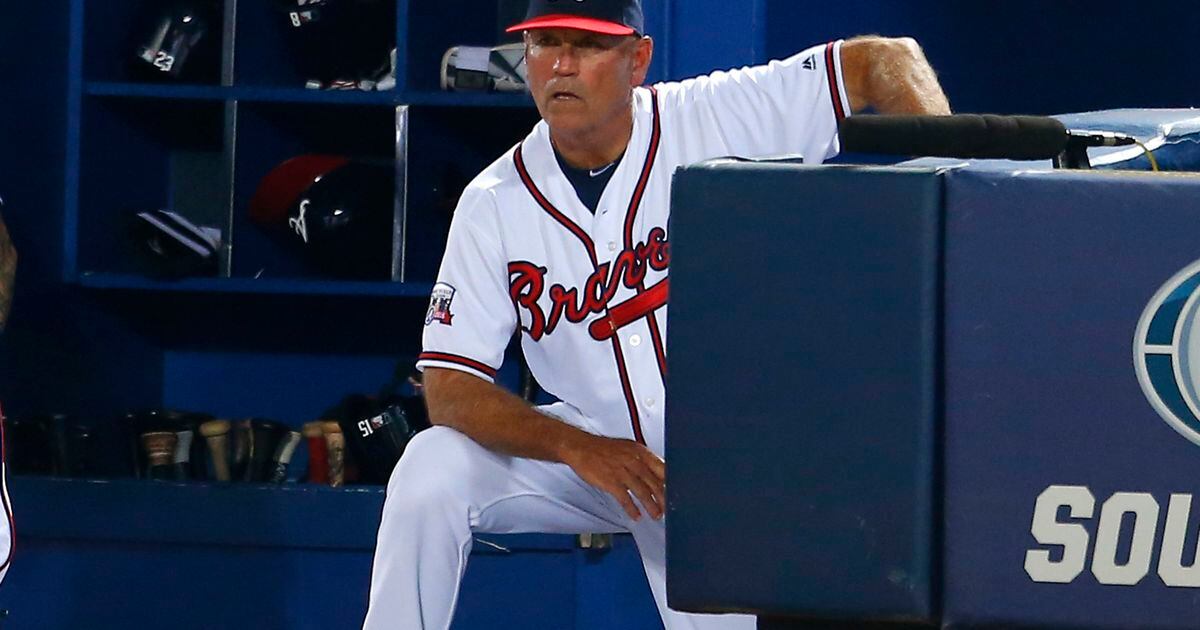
[83,82,535,108]
[78,271,434,298]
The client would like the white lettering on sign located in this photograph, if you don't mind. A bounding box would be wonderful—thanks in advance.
[1025,485,1200,587]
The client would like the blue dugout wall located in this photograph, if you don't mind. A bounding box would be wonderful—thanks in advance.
[1,1,1198,629]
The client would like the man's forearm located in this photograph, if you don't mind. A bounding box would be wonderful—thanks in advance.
[423,367,592,464]
[841,36,951,115]
[423,366,667,520]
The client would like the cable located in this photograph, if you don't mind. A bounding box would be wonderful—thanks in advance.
[1133,139,1161,172]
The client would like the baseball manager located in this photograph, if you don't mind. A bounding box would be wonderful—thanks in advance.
[365,1,950,627]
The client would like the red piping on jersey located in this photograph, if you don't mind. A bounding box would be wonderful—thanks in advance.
[513,144,645,445]
[825,42,847,123]
[418,352,498,379]
[0,404,13,575]
[622,86,662,251]
[514,146,598,268]
[618,86,670,379]
[608,338,644,444]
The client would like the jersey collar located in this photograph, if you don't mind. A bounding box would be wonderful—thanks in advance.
[522,88,653,235]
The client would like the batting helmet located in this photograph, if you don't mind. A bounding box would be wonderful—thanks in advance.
[133,0,219,81]
[274,0,394,84]
[249,155,394,279]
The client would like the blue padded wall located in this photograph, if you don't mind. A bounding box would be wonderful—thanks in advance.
[942,169,1200,628]
[665,162,941,622]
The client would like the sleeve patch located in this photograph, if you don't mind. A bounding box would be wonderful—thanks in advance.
[425,282,457,326]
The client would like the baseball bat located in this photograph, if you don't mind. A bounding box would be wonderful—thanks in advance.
[268,430,303,484]
[124,411,146,479]
[171,428,194,481]
[303,421,328,484]
[231,419,251,481]
[247,419,283,482]
[322,421,345,487]
[141,431,177,480]
[200,419,231,482]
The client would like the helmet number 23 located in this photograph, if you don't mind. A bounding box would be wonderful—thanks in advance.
[153,51,176,72]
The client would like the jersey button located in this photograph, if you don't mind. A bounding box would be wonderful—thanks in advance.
[629,334,642,347]
[608,241,618,252]
[644,397,656,408]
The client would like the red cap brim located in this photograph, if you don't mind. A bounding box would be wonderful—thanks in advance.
[505,14,635,35]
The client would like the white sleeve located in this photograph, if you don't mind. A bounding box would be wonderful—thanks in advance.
[416,187,516,383]
[660,40,850,163]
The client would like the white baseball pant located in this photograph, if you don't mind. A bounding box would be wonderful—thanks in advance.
[362,411,755,630]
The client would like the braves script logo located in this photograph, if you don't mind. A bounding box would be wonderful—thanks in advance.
[509,227,670,341]
[289,199,310,243]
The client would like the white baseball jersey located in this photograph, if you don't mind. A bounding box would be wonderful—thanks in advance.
[417,40,850,457]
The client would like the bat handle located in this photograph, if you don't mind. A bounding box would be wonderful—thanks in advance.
[303,421,328,484]
[322,421,345,488]
[141,431,177,480]
[200,420,232,482]
[172,429,194,481]
[268,431,303,484]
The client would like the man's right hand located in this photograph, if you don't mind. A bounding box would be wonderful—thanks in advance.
[559,433,665,521]
[424,367,666,521]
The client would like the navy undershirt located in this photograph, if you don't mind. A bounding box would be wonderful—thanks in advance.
[554,148,623,214]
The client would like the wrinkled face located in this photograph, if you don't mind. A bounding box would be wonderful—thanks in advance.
[523,28,652,137]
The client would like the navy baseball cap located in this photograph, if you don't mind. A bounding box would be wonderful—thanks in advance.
[506,0,644,36]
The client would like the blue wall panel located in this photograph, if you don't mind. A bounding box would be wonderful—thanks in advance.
[665,0,766,78]
[163,350,399,424]
[766,1,1200,116]
[942,169,1200,628]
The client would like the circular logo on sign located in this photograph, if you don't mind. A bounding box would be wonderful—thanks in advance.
[1134,259,1200,447]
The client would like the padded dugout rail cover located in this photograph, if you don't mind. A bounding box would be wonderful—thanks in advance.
[904,108,1200,172]
[664,161,942,623]
[943,168,1200,628]
[666,156,1200,628]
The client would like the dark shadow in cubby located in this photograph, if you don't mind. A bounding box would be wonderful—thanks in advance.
[407,0,527,92]
[93,290,427,357]
[232,101,398,281]
[403,105,541,282]
[234,0,396,89]
[84,0,224,85]
[77,96,228,277]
